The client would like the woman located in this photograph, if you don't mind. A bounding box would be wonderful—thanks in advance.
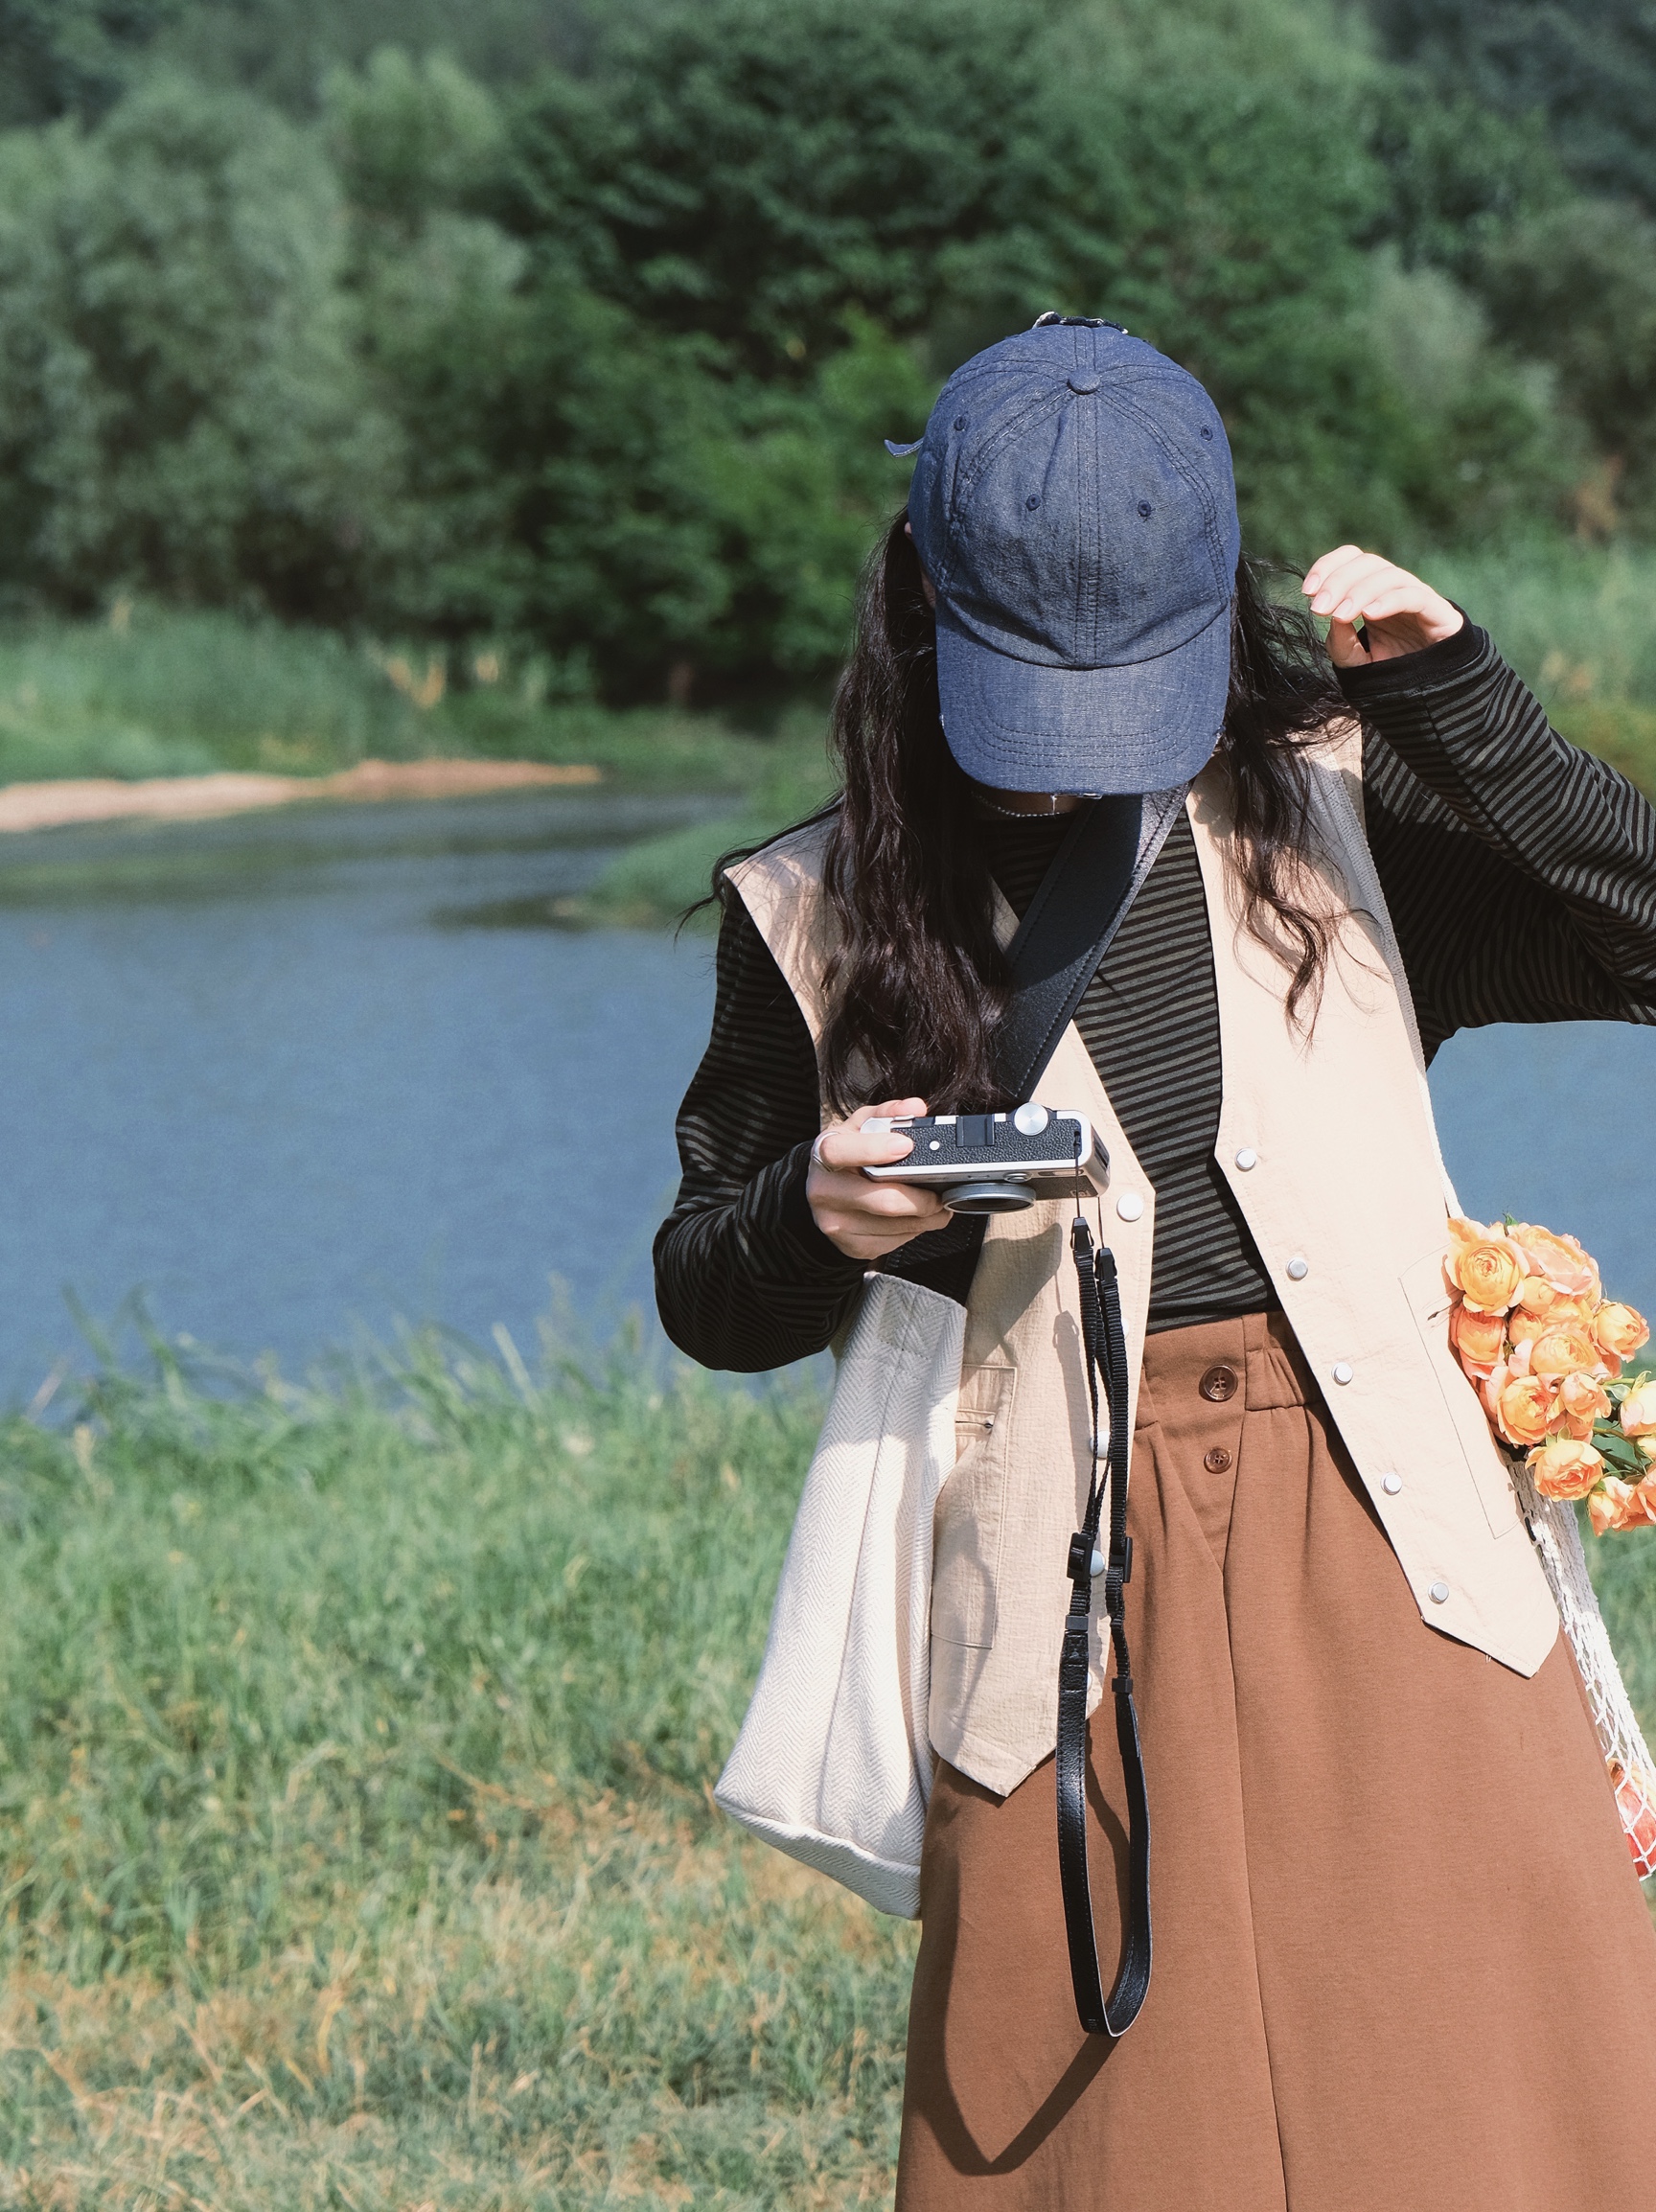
[655,316,1656,2209]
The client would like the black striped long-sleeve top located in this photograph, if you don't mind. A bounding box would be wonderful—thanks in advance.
[653,622,1656,1371]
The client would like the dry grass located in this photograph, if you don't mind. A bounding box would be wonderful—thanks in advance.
[0,1798,911,2208]
[0,1333,913,2207]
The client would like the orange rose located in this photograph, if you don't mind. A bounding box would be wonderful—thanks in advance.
[1511,1297,1592,1350]
[1555,1369,1612,1439]
[1620,1379,1656,1438]
[1510,1223,1600,1304]
[1595,1302,1651,1363]
[1445,1218,1529,1314]
[1527,1435,1603,1499]
[1484,1362,1556,1449]
[1622,1475,1656,1529]
[1448,1301,1507,1379]
[1514,1276,1556,1316]
[1529,1323,1607,1380]
[1589,1478,1636,1535]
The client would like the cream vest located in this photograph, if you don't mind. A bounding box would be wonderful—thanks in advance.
[731,739,1559,1799]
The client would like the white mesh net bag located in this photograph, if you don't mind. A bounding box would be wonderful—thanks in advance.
[1511,1456,1656,1880]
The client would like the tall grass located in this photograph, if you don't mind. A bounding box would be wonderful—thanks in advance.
[1428,542,1656,790]
[0,1321,1651,2201]
[0,1327,912,2207]
[0,607,797,796]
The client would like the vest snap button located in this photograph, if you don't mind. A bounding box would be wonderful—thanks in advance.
[1204,1445,1232,1473]
[1116,1191,1144,1222]
[1234,1147,1257,1170]
[1331,1362,1354,1385]
[1429,1579,1451,1603]
[1199,1364,1239,1402]
[1382,1473,1402,1495]
[1286,1256,1308,1280]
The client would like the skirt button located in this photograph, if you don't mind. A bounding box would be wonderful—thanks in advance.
[1204,1445,1232,1473]
[1199,1364,1239,1402]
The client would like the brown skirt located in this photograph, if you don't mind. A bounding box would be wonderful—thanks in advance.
[897,1310,1656,2211]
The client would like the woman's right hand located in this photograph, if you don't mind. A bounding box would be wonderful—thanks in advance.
[807,1097,953,1260]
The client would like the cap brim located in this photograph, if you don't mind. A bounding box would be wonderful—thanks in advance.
[934,599,1230,795]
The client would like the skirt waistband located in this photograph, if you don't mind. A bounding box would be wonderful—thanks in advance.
[1135,1308,1315,1427]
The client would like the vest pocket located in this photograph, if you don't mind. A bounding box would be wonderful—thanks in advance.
[932,1362,1017,1649]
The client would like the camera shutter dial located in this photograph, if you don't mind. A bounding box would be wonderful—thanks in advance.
[1012,1102,1049,1136]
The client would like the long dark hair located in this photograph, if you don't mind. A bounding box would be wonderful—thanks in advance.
[720,512,1346,1115]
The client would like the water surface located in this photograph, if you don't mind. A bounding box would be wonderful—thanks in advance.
[0,792,723,1397]
[0,793,1647,1400]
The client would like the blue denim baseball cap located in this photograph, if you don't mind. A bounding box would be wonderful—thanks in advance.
[896,316,1241,795]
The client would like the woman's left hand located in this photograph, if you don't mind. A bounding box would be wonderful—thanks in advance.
[1301,546,1464,667]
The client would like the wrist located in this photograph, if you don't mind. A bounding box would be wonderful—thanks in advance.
[1335,611,1485,700]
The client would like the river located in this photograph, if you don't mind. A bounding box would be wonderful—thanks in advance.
[0,788,1648,1401]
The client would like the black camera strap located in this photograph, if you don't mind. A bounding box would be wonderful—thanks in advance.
[1059,1217,1151,2036]
[992,786,1184,2042]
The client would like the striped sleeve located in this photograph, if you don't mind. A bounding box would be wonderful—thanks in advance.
[1342,624,1656,1061]
[652,895,865,1372]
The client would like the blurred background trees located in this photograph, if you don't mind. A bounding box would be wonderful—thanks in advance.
[0,0,1650,703]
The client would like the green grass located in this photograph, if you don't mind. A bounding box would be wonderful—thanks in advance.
[0,1325,914,2207]
[581,704,839,931]
[1427,541,1656,790]
[0,606,809,801]
[0,1321,1650,2201]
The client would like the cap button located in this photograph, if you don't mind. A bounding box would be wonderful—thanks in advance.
[1068,374,1100,394]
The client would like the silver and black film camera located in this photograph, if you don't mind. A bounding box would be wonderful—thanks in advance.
[862,1103,1110,1214]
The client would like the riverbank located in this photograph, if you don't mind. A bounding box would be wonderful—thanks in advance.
[0,1325,1649,2203]
[0,757,604,833]
[4,549,1656,924]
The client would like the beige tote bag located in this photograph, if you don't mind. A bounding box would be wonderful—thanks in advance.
[714,1272,963,1918]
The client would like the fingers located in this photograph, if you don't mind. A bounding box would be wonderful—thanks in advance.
[810,1171,952,1258]
[1301,546,1456,627]
[1300,544,1364,600]
[1301,546,1462,665]
[808,1096,951,1258]
[816,1096,928,1173]
[1302,548,1404,621]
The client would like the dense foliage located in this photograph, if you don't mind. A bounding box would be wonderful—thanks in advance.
[0,0,1651,700]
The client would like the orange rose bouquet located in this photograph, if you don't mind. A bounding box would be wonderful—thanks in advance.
[1445,1216,1655,1532]
[1445,1218,1656,1877]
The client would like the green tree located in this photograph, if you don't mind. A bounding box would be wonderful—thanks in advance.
[1481,196,1656,527]
[0,74,404,617]
[1366,0,1656,213]
[500,0,1568,562]
[0,0,181,127]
